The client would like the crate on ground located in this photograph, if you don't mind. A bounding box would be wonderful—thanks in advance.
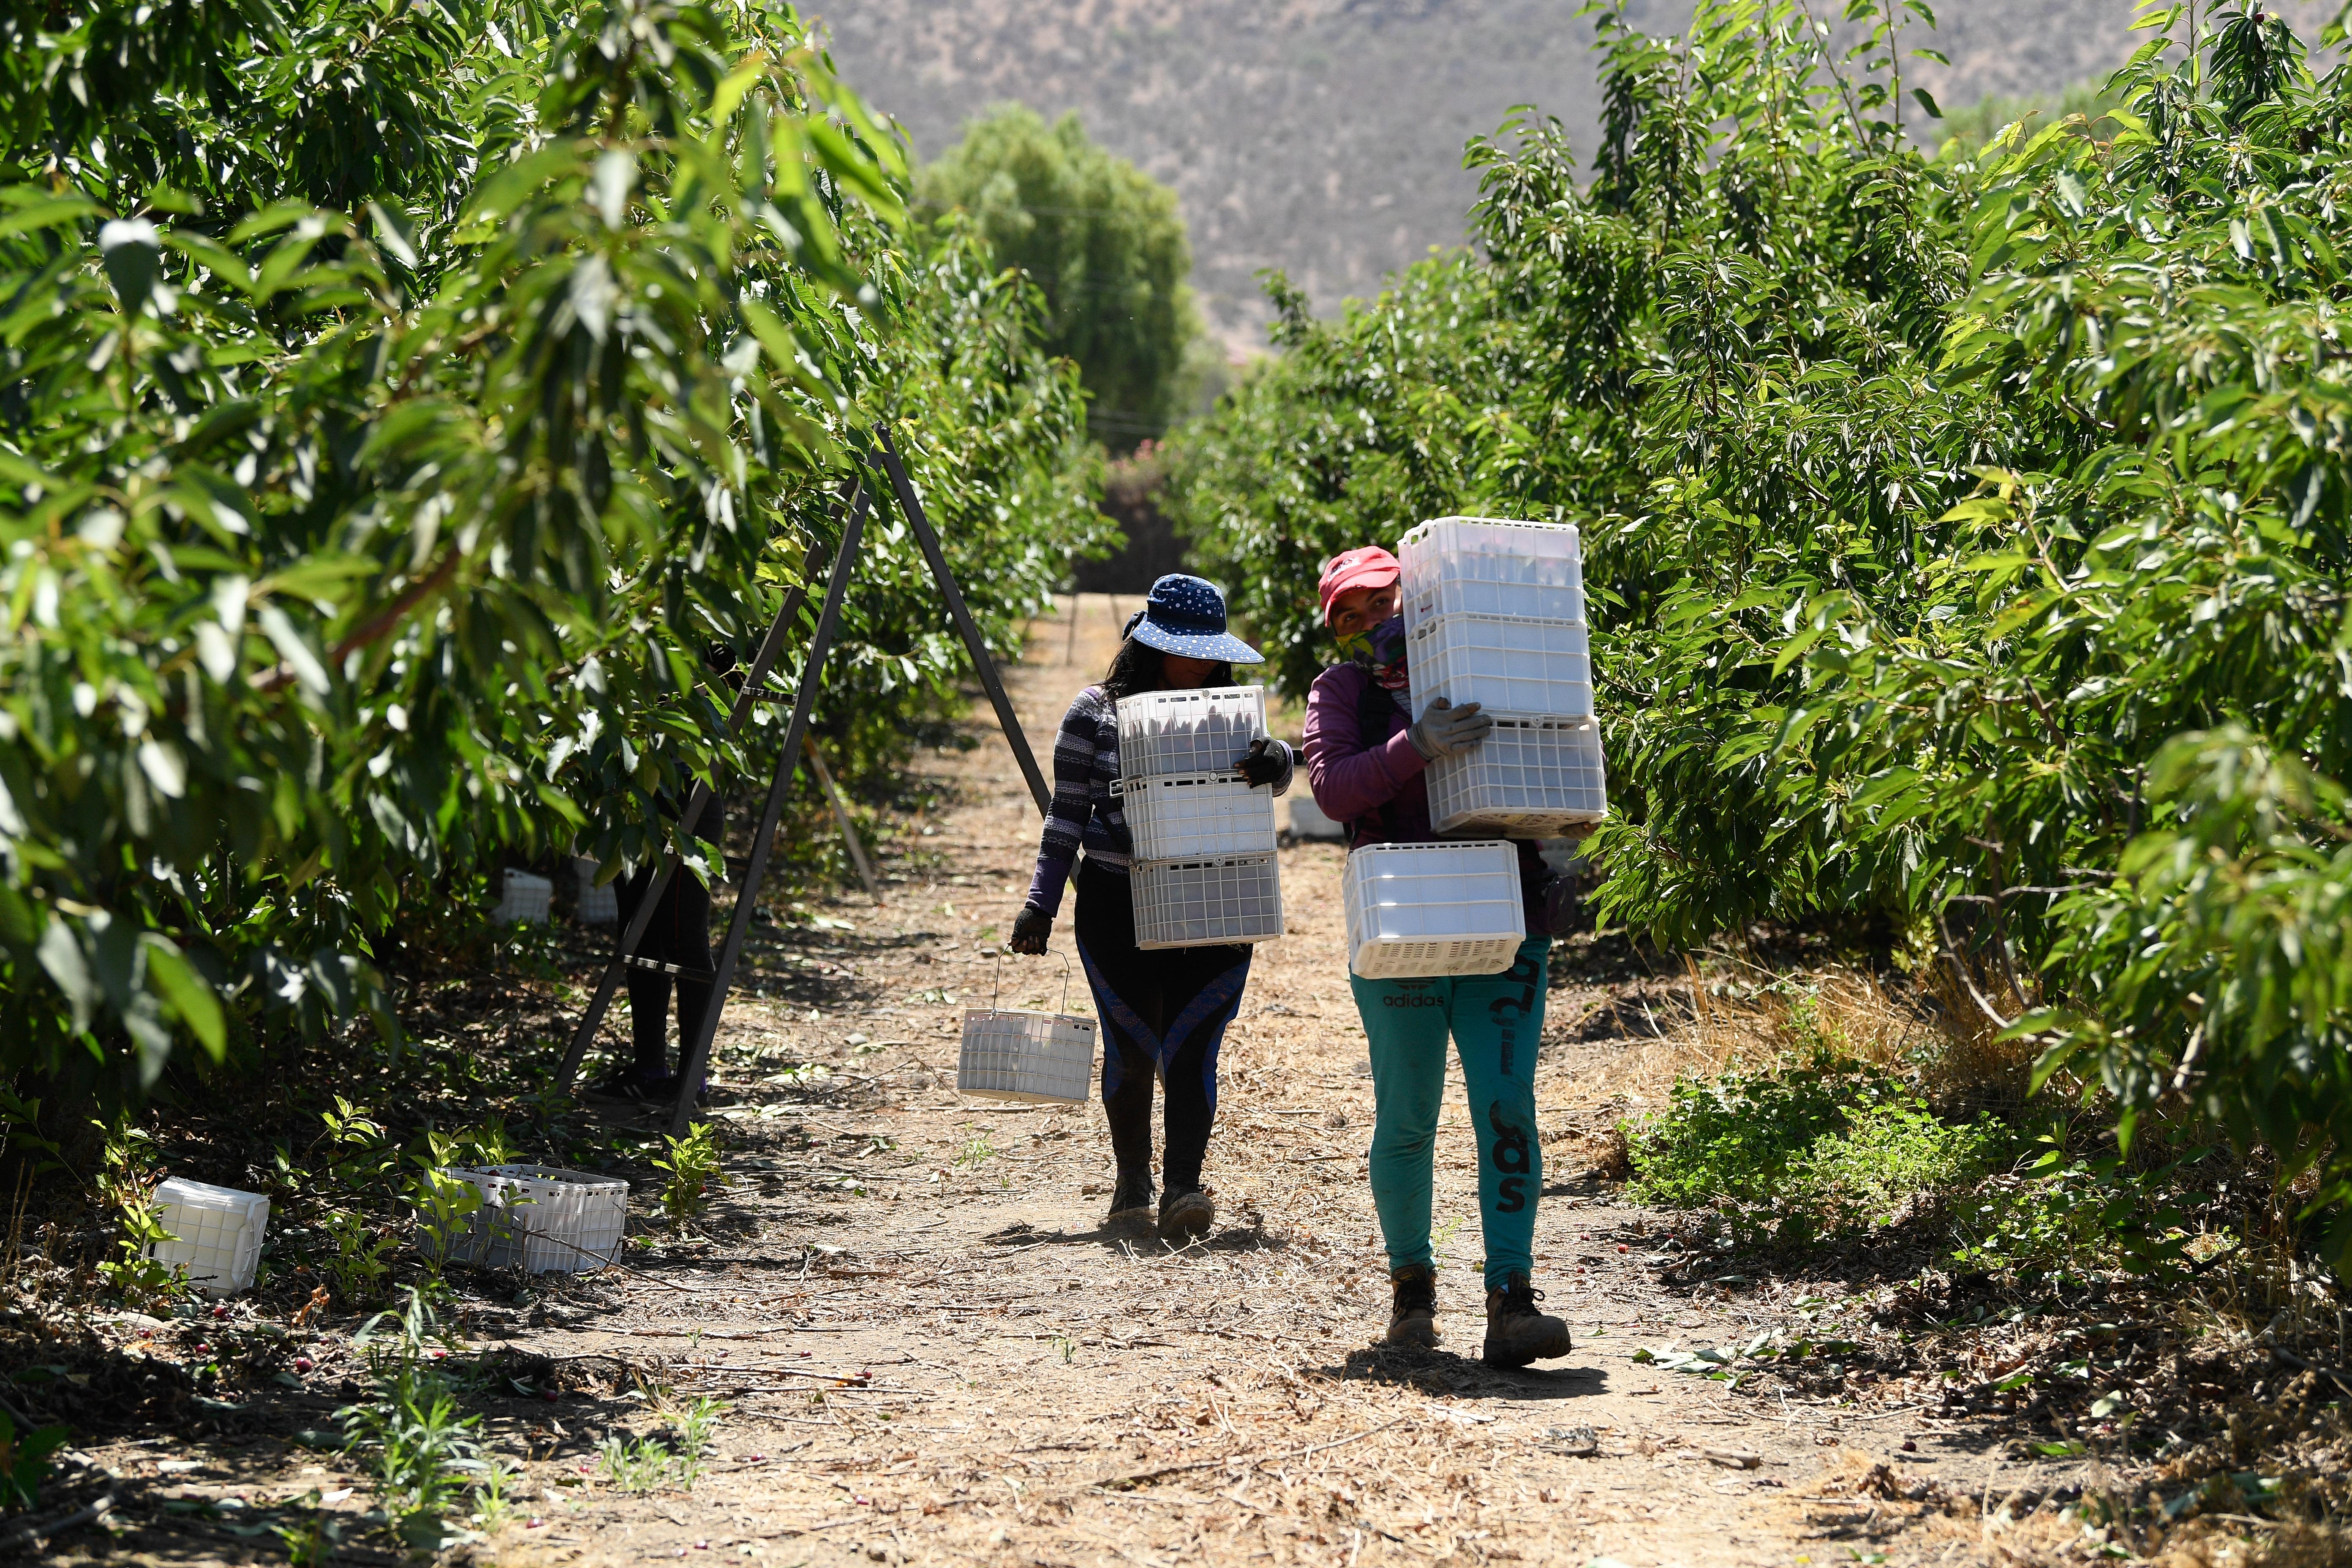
[1343,840,1527,978]
[1399,516,1586,625]
[1116,686,1266,779]
[1131,854,1284,949]
[1426,718,1607,836]
[444,1165,628,1274]
[958,1010,1099,1103]
[493,868,553,924]
[1405,613,1592,721]
[1290,792,1348,841]
[572,858,617,924]
[1115,773,1279,860]
[149,1178,270,1295]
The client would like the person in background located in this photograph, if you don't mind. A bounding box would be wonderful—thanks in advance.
[600,794,724,1101]
[1009,575,1293,1241]
[599,642,740,1103]
[1302,545,1579,1369]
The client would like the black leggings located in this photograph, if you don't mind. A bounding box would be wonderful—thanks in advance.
[613,798,725,1076]
[1071,858,1252,1193]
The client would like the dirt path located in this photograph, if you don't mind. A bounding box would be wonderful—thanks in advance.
[52,597,2006,1568]
[464,595,2001,1568]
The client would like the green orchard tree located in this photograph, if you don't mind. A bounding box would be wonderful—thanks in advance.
[0,0,1107,1121]
[1171,0,2352,1272]
[917,106,1198,449]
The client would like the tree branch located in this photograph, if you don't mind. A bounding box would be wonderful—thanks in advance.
[1937,904,2018,1031]
[250,550,463,695]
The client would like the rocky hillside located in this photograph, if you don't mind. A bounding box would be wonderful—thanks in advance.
[821,1,2334,348]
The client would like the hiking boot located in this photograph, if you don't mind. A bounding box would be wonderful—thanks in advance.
[1157,1187,1214,1243]
[1483,1273,1573,1368]
[1385,1263,1439,1349]
[1107,1172,1155,1222]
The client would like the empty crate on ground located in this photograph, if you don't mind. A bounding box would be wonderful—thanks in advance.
[444,1165,628,1274]
[1290,791,1347,841]
[1132,854,1284,948]
[1115,772,1278,860]
[572,857,617,924]
[1400,516,1587,625]
[1405,613,1593,721]
[150,1179,270,1295]
[958,1009,1099,1103]
[1343,841,1526,978]
[1116,686,1267,779]
[493,867,553,924]
[1426,717,1606,835]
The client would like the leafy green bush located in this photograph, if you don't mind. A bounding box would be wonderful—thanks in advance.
[1171,0,2352,1271]
[1627,1053,1999,1247]
[1625,1057,1878,1212]
[1950,1140,2220,1283]
[1792,1101,1999,1236]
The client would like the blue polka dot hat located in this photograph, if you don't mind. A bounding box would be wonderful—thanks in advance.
[1126,574,1264,664]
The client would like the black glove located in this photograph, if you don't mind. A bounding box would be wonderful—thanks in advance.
[1236,736,1286,788]
[1010,905,1053,954]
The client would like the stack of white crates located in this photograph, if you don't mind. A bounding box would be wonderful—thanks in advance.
[1401,517,1608,836]
[1114,687,1285,948]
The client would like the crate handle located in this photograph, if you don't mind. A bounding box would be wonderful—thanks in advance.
[991,945,1073,1017]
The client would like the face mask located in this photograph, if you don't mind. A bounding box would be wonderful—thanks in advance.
[1340,615,1410,691]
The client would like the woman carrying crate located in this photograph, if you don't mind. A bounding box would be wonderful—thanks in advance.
[1302,545,1577,1368]
[1009,575,1295,1241]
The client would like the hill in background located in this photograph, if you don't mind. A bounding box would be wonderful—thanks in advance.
[823,0,2335,352]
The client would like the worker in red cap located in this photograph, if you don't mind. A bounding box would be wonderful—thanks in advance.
[1301,544,1574,1369]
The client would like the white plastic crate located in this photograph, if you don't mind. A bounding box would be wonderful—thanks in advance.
[1115,773,1279,860]
[1290,792,1347,841]
[958,1010,1100,1103]
[493,868,553,924]
[1426,719,1608,836]
[1400,516,1586,626]
[150,1178,269,1295]
[1116,686,1267,780]
[1406,613,1592,721]
[444,1165,629,1274]
[1131,854,1285,949]
[1343,840,1527,978]
[572,858,617,924]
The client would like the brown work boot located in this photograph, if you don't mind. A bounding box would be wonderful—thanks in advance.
[1385,1264,1439,1348]
[1483,1273,1572,1368]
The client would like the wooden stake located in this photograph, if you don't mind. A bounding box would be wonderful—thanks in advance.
[803,734,881,903]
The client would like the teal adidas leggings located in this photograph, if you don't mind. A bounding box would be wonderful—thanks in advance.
[1350,936,1551,1290]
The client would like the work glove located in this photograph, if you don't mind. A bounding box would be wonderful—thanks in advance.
[1010,905,1054,954]
[1407,697,1492,759]
[1236,737,1287,788]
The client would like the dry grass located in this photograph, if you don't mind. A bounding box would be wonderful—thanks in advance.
[1612,952,2023,1104]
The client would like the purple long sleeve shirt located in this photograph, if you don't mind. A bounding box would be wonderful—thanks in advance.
[1303,662,1432,841]
[1303,660,1552,926]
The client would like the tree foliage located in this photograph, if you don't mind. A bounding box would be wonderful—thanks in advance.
[1171,0,2352,1269]
[0,0,1105,1105]
[917,106,1198,448]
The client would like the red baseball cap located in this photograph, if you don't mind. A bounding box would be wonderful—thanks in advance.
[1317,546,1401,625]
